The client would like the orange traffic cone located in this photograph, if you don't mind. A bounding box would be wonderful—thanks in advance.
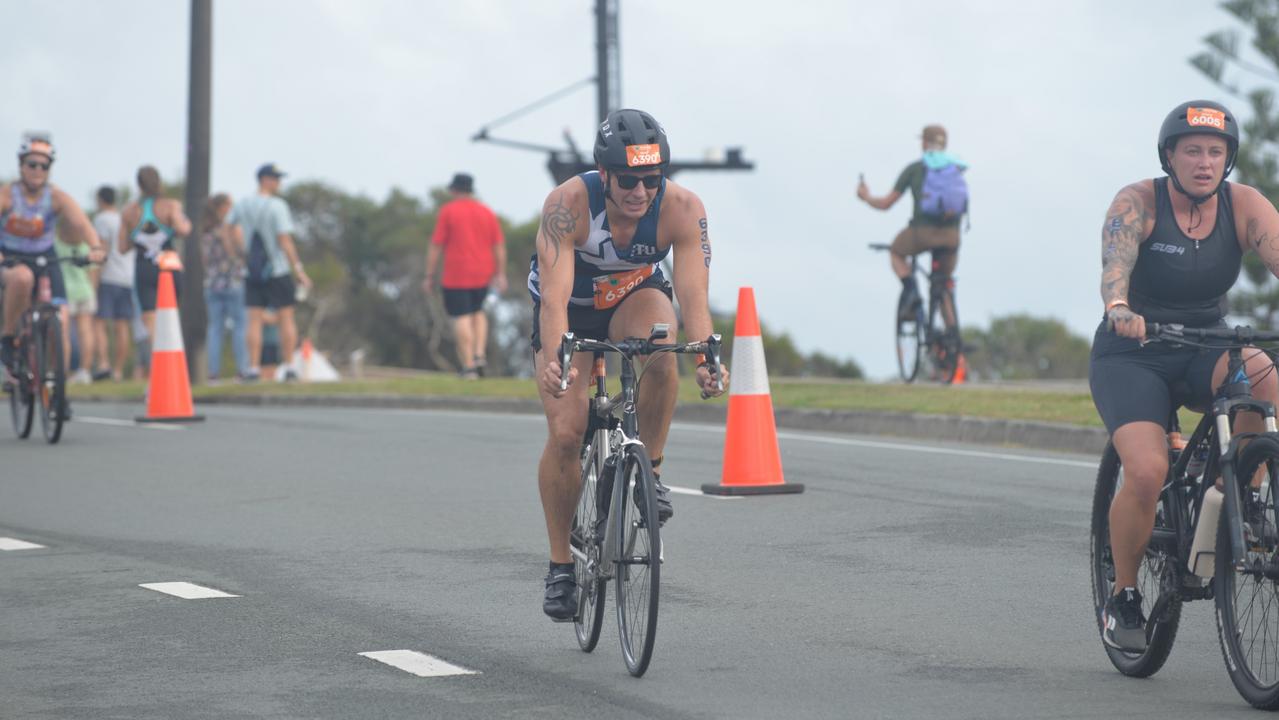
[300,338,314,382]
[701,287,803,496]
[137,259,204,423]
[950,354,967,385]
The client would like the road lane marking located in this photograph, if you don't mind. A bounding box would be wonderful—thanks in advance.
[0,537,45,551]
[677,424,1098,469]
[358,650,478,678]
[79,416,186,431]
[139,582,238,599]
[666,485,741,499]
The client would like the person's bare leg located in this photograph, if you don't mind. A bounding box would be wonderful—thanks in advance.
[246,307,264,372]
[608,288,679,461]
[277,306,297,372]
[113,320,130,380]
[76,311,94,374]
[2,265,34,336]
[1109,421,1169,590]
[473,310,488,366]
[535,349,593,563]
[452,314,475,371]
[142,311,155,341]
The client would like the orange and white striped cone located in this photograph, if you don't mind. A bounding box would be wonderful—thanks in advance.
[137,256,204,423]
[301,338,314,382]
[701,287,803,496]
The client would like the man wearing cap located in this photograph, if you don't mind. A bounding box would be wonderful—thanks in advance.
[857,124,968,324]
[423,172,506,378]
[229,163,311,382]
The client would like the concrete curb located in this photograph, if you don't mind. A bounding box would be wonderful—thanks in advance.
[86,393,1108,456]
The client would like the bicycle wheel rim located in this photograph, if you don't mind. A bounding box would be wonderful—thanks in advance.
[1216,435,1279,706]
[614,448,659,677]
[8,365,33,439]
[896,311,923,383]
[36,316,64,444]
[572,431,607,652]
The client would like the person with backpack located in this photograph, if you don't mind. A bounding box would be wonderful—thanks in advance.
[228,164,311,382]
[857,124,968,324]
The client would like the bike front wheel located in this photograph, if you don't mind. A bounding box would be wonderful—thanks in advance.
[896,293,924,383]
[1215,433,1279,709]
[571,429,608,652]
[1089,442,1181,677]
[614,446,660,677]
[7,335,33,439]
[34,314,65,444]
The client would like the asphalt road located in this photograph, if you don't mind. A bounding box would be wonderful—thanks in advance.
[0,403,1266,718]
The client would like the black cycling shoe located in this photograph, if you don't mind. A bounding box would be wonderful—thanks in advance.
[0,336,15,377]
[543,562,578,622]
[1102,587,1147,652]
[56,396,71,422]
[897,289,922,322]
[635,474,674,526]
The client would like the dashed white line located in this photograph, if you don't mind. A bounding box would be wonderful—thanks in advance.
[79,416,186,431]
[358,650,479,678]
[666,485,741,499]
[139,582,239,599]
[0,537,45,551]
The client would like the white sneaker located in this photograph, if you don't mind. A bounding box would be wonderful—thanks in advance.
[70,368,92,385]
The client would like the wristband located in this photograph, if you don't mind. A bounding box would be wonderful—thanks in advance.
[695,353,707,365]
[1105,299,1130,314]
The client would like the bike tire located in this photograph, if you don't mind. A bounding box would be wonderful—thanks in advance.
[7,333,33,440]
[572,429,608,652]
[896,294,924,383]
[1089,442,1181,677]
[35,314,65,444]
[1214,433,1279,709]
[929,285,960,384]
[614,445,660,677]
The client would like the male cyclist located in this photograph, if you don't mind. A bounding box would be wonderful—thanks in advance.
[529,108,729,621]
[1092,100,1279,651]
[0,133,104,418]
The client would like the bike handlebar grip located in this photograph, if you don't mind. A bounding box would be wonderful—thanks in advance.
[558,332,575,392]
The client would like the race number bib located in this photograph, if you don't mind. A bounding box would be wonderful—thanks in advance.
[592,265,655,310]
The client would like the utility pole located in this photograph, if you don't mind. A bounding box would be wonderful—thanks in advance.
[182,0,212,381]
[596,0,620,120]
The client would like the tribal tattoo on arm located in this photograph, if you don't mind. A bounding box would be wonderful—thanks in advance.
[539,193,578,268]
[1100,187,1147,306]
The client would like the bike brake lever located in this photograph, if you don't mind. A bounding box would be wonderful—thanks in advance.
[559,333,575,392]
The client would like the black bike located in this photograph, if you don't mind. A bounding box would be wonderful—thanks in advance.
[561,324,723,677]
[2,253,90,444]
[1090,323,1279,708]
[868,243,961,383]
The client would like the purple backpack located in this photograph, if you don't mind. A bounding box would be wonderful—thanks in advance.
[919,163,969,219]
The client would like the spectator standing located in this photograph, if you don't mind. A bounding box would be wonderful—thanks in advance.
[54,232,96,383]
[422,172,506,379]
[198,193,249,382]
[91,185,133,381]
[119,165,192,341]
[229,164,311,382]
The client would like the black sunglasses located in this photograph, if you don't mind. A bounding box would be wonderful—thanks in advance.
[612,173,662,190]
[23,160,50,171]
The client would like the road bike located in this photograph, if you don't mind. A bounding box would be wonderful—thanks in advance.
[560,323,723,677]
[1090,323,1279,708]
[2,253,91,444]
[868,243,961,383]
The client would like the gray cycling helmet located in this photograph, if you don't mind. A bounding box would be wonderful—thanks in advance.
[1157,100,1239,199]
[593,109,670,170]
[17,131,55,163]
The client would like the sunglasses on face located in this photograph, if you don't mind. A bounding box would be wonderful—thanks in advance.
[612,173,661,190]
[23,160,50,171]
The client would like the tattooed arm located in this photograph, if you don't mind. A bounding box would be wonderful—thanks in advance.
[1100,181,1153,339]
[1235,184,1279,281]
[668,189,728,396]
[535,181,586,397]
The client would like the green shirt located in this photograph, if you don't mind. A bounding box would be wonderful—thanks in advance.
[893,160,961,228]
[54,238,92,303]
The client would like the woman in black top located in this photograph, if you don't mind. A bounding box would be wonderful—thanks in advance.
[1092,100,1279,651]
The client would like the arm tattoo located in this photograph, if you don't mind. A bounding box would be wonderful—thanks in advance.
[698,217,711,268]
[539,193,577,268]
[1100,188,1146,304]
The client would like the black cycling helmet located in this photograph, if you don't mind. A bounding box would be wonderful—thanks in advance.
[593,109,670,170]
[17,131,55,163]
[1158,100,1239,199]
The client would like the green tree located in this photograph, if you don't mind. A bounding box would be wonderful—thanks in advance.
[961,314,1090,380]
[1193,0,1279,327]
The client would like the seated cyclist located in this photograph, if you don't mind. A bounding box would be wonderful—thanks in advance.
[529,108,729,621]
[857,124,967,325]
[1092,100,1279,651]
[0,133,104,418]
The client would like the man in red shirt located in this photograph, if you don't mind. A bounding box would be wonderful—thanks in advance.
[423,173,507,378]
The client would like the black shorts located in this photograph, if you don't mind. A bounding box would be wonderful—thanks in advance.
[1089,320,1226,434]
[443,286,487,317]
[246,275,296,309]
[135,255,182,312]
[0,250,67,305]
[529,276,673,352]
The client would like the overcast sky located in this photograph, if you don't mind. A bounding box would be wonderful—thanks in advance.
[0,0,1243,378]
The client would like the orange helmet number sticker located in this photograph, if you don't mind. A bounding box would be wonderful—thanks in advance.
[1186,107,1226,130]
[626,144,663,167]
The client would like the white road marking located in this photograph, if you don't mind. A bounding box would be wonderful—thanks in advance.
[0,537,45,551]
[79,416,186,431]
[139,582,239,599]
[666,485,742,500]
[358,650,479,678]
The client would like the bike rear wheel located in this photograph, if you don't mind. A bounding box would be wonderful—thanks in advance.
[928,284,961,384]
[614,446,659,677]
[1215,434,1279,709]
[1089,442,1181,677]
[571,429,608,652]
[896,290,924,383]
[7,332,33,439]
[34,314,65,444]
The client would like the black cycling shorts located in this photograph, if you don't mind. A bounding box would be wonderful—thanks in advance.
[135,255,182,312]
[443,286,487,317]
[0,249,67,305]
[1089,320,1226,434]
[529,275,673,352]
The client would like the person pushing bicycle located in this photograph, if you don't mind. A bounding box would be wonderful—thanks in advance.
[528,108,728,621]
[1091,100,1279,652]
[0,132,105,418]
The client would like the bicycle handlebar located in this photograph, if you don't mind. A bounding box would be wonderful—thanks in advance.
[0,252,97,270]
[558,328,725,398]
[1148,323,1279,345]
